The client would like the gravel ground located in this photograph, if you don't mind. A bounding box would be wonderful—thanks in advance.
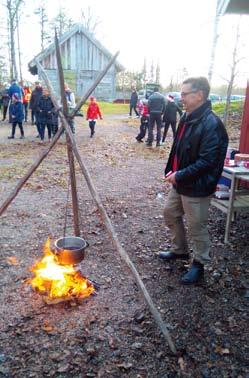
[0,115,248,377]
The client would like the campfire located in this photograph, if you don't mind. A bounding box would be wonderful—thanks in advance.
[29,239,95,304]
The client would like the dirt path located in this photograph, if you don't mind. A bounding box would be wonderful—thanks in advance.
[0,116,248,377]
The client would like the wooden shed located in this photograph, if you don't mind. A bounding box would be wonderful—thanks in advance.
[28,23,124,101]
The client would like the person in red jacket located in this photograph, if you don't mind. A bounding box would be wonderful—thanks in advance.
[86,96,103,137]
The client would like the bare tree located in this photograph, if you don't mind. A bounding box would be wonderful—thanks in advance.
[208,0,221,84]
[155,61,160,84]
[149,60,154,82]
[50,7,74,37]
[34,1,50,51]
[6,0,23,80]
[223,18,244,126]
[80,6,100,34]
[16,6,22,81]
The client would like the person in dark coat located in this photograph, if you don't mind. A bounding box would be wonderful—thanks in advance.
[8,93,24,139]
[51,109,59,137]
[158,77,228,285]
[162,95,182,142]
[8,79,23,100]
[129,87,139,117]
[1,86,10,121]
[29,81,43,136]
[147,86,166,147]
[8,79,24,123]
[37,88,54,141]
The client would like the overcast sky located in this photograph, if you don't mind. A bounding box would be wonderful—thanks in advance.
[1,0,249,87]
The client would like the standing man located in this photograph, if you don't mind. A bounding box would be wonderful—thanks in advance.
[1,84,10,121]
[162,94,182,142]
[147,86,166,147]
[29,81,43,137]
[129,87,139,117]
[159,77,228,285]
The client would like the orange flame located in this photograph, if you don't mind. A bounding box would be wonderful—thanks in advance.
[30,239,95,300]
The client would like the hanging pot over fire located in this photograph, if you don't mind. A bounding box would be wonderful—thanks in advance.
[54,236,89,265]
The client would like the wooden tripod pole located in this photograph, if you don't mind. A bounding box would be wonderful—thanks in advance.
[55,31,80,237]
[0,51,120,219]
[37,61,177,355]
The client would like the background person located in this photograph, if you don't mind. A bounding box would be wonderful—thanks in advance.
[37,88,54,141]
[147,86,166,147]
[135,99,149,142]
[29,81,43,137]
[64,83,76,133]
[23,85,32,122]
[129,87,139,117]
[86,96,103,138]
[8,79,24,122]
[8,93,24,139]
[162,94,182,142]
[158,77,228,285]
[1,85,10,121]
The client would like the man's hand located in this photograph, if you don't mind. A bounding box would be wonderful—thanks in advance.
[165,172,177,184]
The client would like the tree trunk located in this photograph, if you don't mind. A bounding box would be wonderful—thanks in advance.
[208,0,220,84]
[223,20,240,126]
[16,8,22,82]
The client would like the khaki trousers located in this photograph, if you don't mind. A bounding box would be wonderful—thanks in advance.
[164,187,211,265]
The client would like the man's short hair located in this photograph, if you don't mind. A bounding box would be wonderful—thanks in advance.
[153,86,159,92]
[182,77,210,99]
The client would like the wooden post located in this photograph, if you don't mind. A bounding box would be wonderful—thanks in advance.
[0,126,64,217]
[37,63,177,355]
[55,31,80,237]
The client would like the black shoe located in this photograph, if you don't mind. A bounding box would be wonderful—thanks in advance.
[180,260,204,285]
[8,136,14,139]
[158,251,189,261]
[156,142,161,147]
[136,137,143,143]
[20,135,24,139]
[146,142,152,147]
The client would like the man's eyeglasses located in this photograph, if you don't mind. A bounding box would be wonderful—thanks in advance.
[180,91,198,97]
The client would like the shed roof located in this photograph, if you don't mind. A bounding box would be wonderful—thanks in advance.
[218,0,249,15]
[28,23,124,73]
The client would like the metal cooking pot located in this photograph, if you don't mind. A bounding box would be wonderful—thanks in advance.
[54,236,89,265]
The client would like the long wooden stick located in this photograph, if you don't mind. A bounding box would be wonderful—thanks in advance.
[55,31,80,237]
[0,51,120,221]
[38,63,177,354]
[0,126,64,217]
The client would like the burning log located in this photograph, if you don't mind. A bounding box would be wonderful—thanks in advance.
[29,239,95,304]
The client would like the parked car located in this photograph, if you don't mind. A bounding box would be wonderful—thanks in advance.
[208,93,222,102]
[138,89,153,101]
[230,94,245,101]
[165,91,183,108]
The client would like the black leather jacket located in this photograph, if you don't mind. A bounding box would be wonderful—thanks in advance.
[148,92,166,114]
[165,101,229,197]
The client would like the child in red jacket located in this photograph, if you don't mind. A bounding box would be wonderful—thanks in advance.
[86,96,103,137]
[135,99,149,142]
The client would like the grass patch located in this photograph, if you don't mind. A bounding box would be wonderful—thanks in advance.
[213,101,244,116]
[81,102,129,115]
